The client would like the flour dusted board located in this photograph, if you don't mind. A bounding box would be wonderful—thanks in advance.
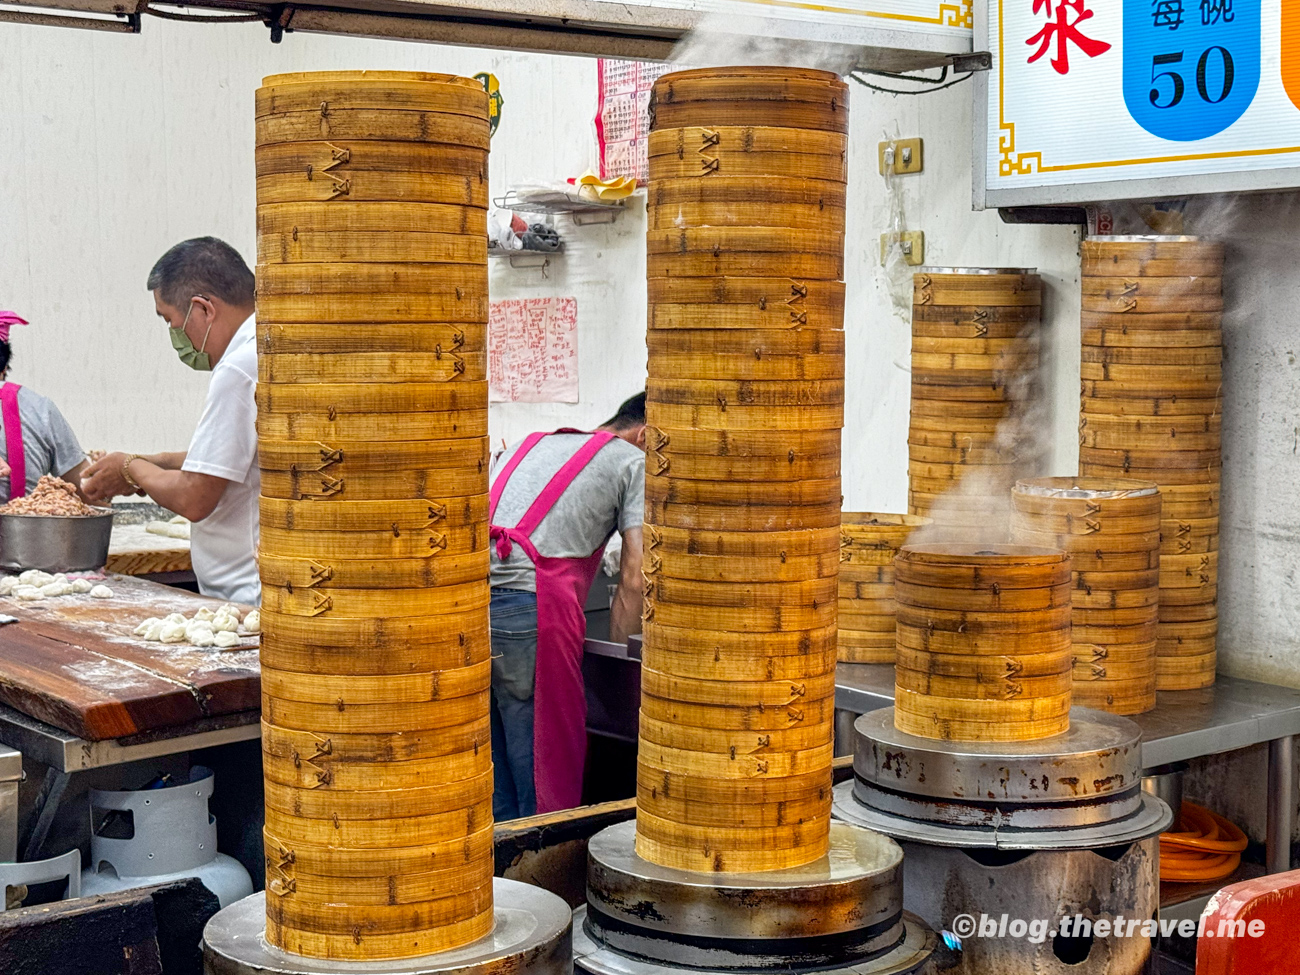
[980,0,1300,204]
[489,297,579,403]
[597,59,672,183]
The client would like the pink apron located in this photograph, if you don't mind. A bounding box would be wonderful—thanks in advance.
[0,383,26,499]
[489,430,616,813]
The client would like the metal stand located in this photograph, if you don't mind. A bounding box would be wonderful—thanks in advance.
[573,820,935,975]
[833,708,1173,975]
[202,878,572,975]
[835,707,1171,848]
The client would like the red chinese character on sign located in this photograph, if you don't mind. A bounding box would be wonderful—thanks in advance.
[1026,0,1111,75]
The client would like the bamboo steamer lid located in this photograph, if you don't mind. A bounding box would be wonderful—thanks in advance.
[649,66,849,133]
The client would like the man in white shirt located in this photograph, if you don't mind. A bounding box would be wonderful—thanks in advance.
[84,237,260,605]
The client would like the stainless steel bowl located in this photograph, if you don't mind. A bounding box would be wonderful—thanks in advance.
[0,510,115,573]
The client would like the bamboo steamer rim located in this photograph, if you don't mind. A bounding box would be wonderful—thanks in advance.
[1014,476,1159,500]
[1086,235,1207,243]
[842,512,932,529]
[653,65,845,86]
[915,266,1038,275]
[896,543,1069,565]
[262,70,485,89]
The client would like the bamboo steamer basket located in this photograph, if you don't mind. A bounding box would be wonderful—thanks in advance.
[255,70,491,961]
[1010,477,1159,714]
[637,66,845,874]
[891,544,1072,739]
[837,513,929,663]
[1079,236,1222,690]
[908,268,1042,520]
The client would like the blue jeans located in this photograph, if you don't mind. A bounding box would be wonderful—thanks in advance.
[490,588,539,820]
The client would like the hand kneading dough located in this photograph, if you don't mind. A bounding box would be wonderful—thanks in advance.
[214,630,241,649]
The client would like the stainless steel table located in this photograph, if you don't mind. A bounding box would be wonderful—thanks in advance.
[835,664,1300,874]
[0,701,259,860]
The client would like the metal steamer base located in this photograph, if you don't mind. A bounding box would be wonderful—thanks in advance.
[202,878,572,975]
[574,821,935,975]
[833,708,1174,975]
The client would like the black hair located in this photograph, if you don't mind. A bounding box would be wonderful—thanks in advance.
[603,392,646,430]
[0,342,10,376]
[146,237,255,310]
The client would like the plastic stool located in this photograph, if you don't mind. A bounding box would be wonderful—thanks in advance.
[1196,867,1300,974]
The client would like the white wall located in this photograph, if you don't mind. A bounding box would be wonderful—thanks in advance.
[0,19,648,453]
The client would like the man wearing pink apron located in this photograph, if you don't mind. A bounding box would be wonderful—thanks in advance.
[488,394,646,817]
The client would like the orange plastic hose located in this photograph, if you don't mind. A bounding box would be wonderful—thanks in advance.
[1159,801,1248,883]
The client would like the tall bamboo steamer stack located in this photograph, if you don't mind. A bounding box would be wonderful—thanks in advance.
[1078,236,1223,691]
[1010,478,1160,715]
[254,71,493,960]
[909,267,1043,526]
[892,544,1074,742]
[638,67,847,874]
[838,513,930,664]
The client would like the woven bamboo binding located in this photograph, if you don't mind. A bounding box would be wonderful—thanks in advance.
[255,70,492,961]
[636,67,847,874]
[1077,237,1223,690]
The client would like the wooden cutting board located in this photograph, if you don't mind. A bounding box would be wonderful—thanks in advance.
[105,523,192,576]
[0,574,259,740]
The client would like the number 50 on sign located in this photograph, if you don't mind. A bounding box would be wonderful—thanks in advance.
[1123,0,1260,141]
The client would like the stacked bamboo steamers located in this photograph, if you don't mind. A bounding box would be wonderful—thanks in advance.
[253,72,494,960]
[638,67,848,873]
[1012,478,1161,715]
[838,513,928,664]
[891,544,1074,741]
[908,269,1042,527]
[578,67,935,975]
[1078,236,1223,690]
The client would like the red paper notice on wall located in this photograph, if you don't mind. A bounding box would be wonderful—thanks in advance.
[595,59,671,183]
[489,297,579,403]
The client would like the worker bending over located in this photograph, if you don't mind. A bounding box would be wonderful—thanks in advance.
[488,394,646,819]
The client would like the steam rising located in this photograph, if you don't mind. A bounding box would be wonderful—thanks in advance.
[668,14,862,73]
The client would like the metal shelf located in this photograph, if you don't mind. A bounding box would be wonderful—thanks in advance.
[494,189,626,226]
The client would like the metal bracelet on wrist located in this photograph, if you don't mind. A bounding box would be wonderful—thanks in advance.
[121,454,143,492]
